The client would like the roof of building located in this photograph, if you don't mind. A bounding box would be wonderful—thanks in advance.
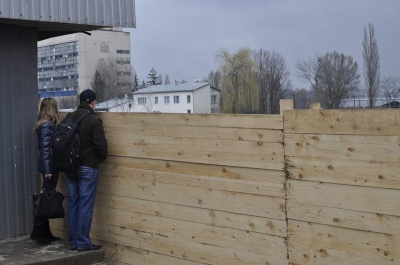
[95,98,133,111]
[133,82,217,94]
[0,0,136,40]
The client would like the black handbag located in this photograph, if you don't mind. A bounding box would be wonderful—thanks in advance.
[32,189,66,219]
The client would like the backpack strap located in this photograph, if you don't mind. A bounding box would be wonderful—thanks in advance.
[74,112,94,124]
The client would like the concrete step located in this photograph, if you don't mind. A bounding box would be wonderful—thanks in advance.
[0,236,105,265]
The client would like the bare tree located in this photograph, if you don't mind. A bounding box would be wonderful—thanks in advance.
[253,49,291,114]
[296,52,360,109]
[362,23,380,107]
[295,56,320,91]
[217,48,258,114]
[291,88,313,109]
[96,56,133,100]
[381,75,400,107]
[208,70,222,89]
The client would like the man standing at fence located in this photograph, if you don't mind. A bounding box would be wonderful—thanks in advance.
[65,89,108,251]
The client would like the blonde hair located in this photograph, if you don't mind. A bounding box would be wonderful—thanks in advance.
[34,98,60,130]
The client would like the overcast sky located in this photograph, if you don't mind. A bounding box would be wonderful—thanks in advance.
[126,0,400,89]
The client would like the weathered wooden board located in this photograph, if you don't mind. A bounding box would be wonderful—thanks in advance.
[288,201,400,236]
[90,221,288,265]
[93,205,287,257]
[99,240,207,265]
[95,193,287,237]
[101,163,285,198]
[288,220,399,264]
[98,112,284,130]
[97,177,286,219]
[105,122,283,143]
[288,180,400,216]
[289,240,393,265]
[286,156,400,189]
[107,133,284,170]
[284,109,400,136]
[102,156,285,183]
[285,133,400,163]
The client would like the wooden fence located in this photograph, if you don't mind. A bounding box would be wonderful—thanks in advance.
[52,109,400,264]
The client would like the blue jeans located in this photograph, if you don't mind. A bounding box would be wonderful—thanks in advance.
[65,166,99,250]
[33,173,59,227]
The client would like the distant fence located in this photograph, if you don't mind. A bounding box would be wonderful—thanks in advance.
[52,109,400,265]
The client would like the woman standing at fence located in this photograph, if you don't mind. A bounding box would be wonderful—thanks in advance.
[30,98,61,245]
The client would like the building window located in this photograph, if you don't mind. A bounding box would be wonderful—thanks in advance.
[138,97,147,105]
[187,110,191,113]
[174,96,179,104]
[154,96,158,104]
[187,95,191,103]
[164,96,170,104]
[211,95,217,104]
[116,49,130,54]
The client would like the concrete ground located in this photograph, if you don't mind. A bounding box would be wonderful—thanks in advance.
[0,236,105,265]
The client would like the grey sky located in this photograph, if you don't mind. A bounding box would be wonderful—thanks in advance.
[127,0,400,89]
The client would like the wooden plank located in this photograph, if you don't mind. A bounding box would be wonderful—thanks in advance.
[284,109,400,136]
[101,164,285,198]
[289,240,393,265]
[287,156,400,189]
[93,205,287,257]
[108,139,284,170]
[102,156,285,183]
[97,177,286,219]
[288,180,400,216]
[106,122,283,143]
[95,194,287,237]
[107,133,284,155]
[99,240,207,265]
[90,221,288,265]
[285,133,400,163]
[288,201,400,235]
[98,112,284,130]
[288,220,399,264]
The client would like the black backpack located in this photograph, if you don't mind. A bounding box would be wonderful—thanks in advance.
[52,112,92,172]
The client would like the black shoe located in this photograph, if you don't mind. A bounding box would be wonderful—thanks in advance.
[30,227,51,245]
[77,244,102,252]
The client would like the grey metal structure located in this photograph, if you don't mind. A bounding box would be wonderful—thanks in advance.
[0,0,135,240]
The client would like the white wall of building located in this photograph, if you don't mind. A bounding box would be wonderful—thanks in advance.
[193,85,211,113]
[77,28,131,91]
[38,28,131,94]
[132,91,195,113]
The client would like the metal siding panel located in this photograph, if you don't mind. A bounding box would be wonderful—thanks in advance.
[87,0,94,24]
[10,0,19,18]
[103,0,111,25]
[119,0,127,27]
[40,0,50,21]
[125,0,135,28]
[30,0,40,20]
[50,0,60,22]
[59,0,68,21]
[68,0,77,23]
[112,0,120,26]
[0,23,39,240]
[1,0,136,28]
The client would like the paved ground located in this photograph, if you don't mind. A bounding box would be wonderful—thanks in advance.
[0,236,104,265]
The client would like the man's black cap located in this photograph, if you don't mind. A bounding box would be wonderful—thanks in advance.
[80,89,97,102]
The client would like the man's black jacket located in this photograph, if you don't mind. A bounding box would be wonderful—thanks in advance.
[71,103,108,169]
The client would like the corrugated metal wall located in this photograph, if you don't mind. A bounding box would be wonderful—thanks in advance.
[0,0,136,28]
[0,23,39,240]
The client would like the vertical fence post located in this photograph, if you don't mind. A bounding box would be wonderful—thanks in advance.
[280,98,294,115]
